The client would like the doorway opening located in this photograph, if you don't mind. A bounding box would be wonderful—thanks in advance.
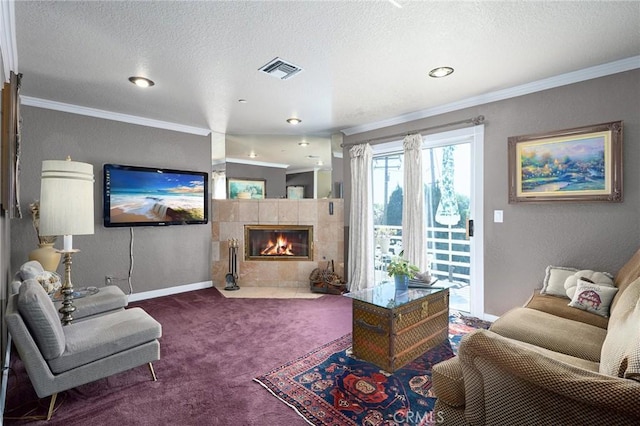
[371,125,484,316]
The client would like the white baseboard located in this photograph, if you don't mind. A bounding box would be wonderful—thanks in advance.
[0,335,12,426]
[127,280,213,303]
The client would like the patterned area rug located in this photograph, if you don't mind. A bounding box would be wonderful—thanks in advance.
[255,313,490,425]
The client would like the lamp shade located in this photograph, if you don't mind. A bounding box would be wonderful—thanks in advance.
[39,159,95,237]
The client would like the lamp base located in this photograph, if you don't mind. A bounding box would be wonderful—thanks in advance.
[58,250,80,325]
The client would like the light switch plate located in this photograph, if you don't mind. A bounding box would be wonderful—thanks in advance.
[494,210,503,223]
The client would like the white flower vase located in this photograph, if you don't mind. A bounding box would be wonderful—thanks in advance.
[378,237,390,254]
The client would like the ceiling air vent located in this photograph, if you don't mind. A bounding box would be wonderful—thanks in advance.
[258,57,303,80]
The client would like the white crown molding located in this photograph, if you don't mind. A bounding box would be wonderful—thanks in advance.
[341,56,640,136]
[225,157,289,169]
[0,0,18,80]
[286,167,315,174]
[20,96,211,136]
[286,166,332,174]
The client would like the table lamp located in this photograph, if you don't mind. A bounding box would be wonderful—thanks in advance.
[38,157,94,325]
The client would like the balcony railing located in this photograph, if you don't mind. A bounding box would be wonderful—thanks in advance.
[374,225,471,284]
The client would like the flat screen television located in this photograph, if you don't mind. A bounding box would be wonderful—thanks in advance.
[103,164,208,227]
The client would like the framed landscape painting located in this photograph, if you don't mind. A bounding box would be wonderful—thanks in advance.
[508,121,623,203]
[227,178,266,199]
[287,185,304,199]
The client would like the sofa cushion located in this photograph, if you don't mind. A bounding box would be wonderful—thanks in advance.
[568,280,618,317]
[501,335,600,372]
[612,248,640,312]
[48,307,162,374]
[564,270,614,299]
[540,265,576,297]
[490,307,606,362]
[53,285,128,321]
[600,277,640,380]
[17,279,65,360]
[524,290,609,329]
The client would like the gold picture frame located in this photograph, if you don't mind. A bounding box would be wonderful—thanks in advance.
[227,178,266,199]
[508,121,623,203]
[1,71,22,217]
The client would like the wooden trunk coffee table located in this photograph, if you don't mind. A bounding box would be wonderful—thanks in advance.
[345,283,449,372]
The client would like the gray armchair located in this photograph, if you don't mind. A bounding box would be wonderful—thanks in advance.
[5,279,162,420]
[10,260,128,322]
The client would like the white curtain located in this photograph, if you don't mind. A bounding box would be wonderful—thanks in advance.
[211,170,226,199]
[402,134,428,272]
[348,143,375,291]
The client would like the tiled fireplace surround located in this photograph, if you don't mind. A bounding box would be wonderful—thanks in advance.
[212,199,344,288]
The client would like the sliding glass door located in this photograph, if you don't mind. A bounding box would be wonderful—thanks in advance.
[372,126,484,315]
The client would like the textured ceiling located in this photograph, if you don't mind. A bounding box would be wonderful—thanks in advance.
[12,1,640,169]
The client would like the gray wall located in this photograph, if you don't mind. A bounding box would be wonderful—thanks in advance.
[10,106,212,295]
[226,162,286,198]
[286,171,314,198]
[332,155,344,198]
[343,70,640,316]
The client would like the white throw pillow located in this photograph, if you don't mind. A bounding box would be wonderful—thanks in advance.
[564,270,614,299]
[541,266,577,298]
[568,280,618,317]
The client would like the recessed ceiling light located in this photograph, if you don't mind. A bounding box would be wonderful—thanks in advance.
[287,118,302,125]
[317,160,324,166]
[298,141,309,147]
[249,152,258,158]
[128,76,155,87]
[238,99,247,103]
[428,67,454,78]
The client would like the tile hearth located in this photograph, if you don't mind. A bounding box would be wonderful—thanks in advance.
[214,285,325,299]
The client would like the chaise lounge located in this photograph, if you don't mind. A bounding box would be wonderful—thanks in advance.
[432,248,640,425]
[5,279,162,420]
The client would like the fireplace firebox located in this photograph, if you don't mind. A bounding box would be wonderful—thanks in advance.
[244,225,313,261]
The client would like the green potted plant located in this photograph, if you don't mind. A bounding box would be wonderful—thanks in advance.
[387,251,419,290]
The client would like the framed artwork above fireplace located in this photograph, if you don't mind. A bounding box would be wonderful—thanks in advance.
[228,178,266,199]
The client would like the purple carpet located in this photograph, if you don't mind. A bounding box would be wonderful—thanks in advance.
[3,288,352,425]
[254,314,488,426]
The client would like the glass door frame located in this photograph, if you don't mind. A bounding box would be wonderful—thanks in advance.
[423,125,484,318]
[370,124,485,317]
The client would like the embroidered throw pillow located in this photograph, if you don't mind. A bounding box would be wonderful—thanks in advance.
[564,270,614,299]
[541,266,577,298]
[568,279,618,317]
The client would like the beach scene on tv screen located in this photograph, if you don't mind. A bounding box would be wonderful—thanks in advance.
[109,169,205,223]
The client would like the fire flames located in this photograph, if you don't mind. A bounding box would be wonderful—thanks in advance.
[260,234,295,256]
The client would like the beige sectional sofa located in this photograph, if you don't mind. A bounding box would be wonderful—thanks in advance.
[432,248,640,425]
